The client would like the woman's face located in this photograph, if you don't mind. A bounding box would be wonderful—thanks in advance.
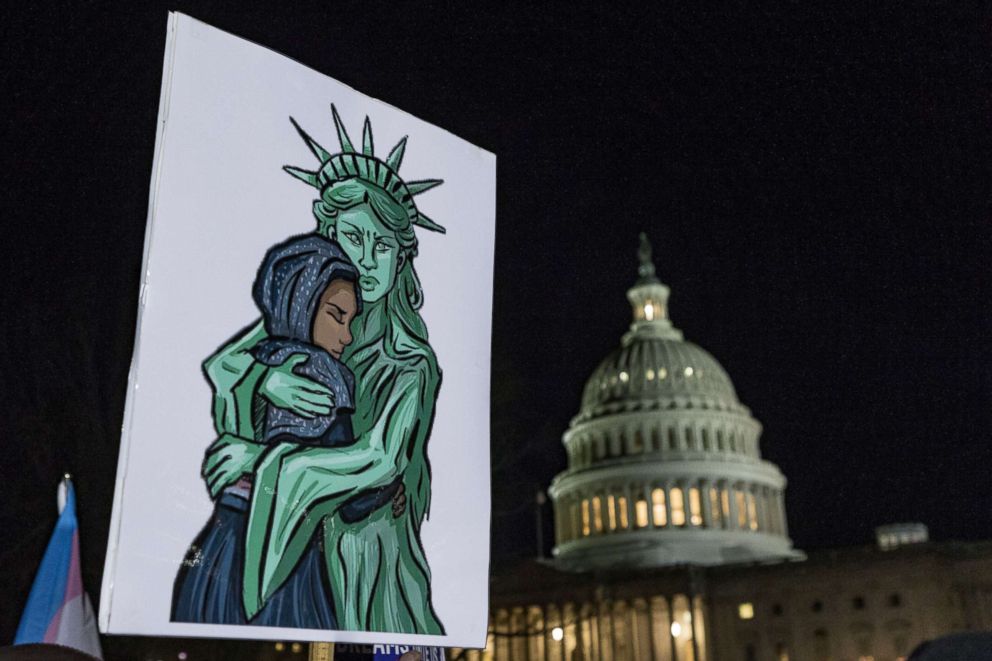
[334,203,400,304]
[312,279,358,359]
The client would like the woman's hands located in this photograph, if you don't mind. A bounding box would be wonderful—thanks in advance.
[259,354,335,418]
[202,433,265,498]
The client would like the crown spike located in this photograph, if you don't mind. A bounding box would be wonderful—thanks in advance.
[288,117,331,162]
[330,104,355,153]
[406,179,444,196]
[362,116,374,156]
[414,213,446,234]
[282,165,319,188]
[386,136,408,171]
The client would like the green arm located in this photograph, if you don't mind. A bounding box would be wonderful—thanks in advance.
[242,367,427,619]
[203,320,268,438]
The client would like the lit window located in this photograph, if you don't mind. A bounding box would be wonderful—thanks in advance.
[617,496,629,529]
[646,368,655,381]
[736,490,748,529]
[581,499,590,536]
[670,621,682,637]
[689,487,703,526]
[551,626,564,642]
[684,366,694,377]
[721,489,731,522]
[747,492,758,531]
[291,643,303,654]
[607,495,617,531]
[670,488,686,526]
[619,371,629,383]
[592,496,603,533]
[635,498,649,528]
[658,367,667,379]
[738,602,755,620]
[775,642,789,661]
[652,488,667,526]
[644,303,655,320]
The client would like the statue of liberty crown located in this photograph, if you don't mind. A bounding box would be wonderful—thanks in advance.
[283,104,445,233]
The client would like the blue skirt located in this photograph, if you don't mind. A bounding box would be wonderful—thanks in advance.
[171,492,337,629]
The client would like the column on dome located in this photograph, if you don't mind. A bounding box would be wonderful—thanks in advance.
[754,484,768,532]
[571,495,582,540]
[623,484,634,533]
[565,496,575,542]
[772,488,784,535]
[727,481,740,530]
[760,486,772,533]
[580,492,591,538]
[764,489,777,535]
[700,479,714,528]
[773,489,784,535]
[558,496,567,543]
[571,493,582,539]
[638,484,652,529]
[746,484,758,531]
[777,489,789,537]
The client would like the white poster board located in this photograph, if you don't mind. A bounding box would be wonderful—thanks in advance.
[99,13,494,648]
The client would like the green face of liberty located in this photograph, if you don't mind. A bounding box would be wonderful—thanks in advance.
[333,203,400,303]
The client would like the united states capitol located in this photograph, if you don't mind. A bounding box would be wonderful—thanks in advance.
[453,236,992,661]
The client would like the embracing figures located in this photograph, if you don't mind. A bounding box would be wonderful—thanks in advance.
[172,105,446,634]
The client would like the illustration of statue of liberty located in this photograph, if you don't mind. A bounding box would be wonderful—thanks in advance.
[173,105,445,634]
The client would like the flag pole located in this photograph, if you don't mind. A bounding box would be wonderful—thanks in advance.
[58,472,71,514]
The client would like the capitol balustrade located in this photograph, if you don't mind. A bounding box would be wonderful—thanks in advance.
[564,414,763,470]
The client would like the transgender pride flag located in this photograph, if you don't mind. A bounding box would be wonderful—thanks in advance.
[14,479,103,658]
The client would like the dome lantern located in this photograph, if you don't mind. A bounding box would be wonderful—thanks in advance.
[625,232,681,343]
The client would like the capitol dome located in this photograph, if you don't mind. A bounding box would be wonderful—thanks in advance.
[549,234,802,571]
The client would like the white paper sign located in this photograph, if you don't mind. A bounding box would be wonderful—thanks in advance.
[99,13,494,648]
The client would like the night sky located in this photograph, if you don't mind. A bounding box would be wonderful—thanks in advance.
[1,2,990,644]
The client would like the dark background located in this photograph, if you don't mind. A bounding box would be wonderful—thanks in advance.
[1,1,989,651]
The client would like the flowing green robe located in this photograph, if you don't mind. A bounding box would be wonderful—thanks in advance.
[203,312,443,633]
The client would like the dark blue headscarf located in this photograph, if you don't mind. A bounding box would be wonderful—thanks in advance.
[253,234,362,343]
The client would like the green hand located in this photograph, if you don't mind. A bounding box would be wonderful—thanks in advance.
[258,354,335,418]
[202,433,265,499]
